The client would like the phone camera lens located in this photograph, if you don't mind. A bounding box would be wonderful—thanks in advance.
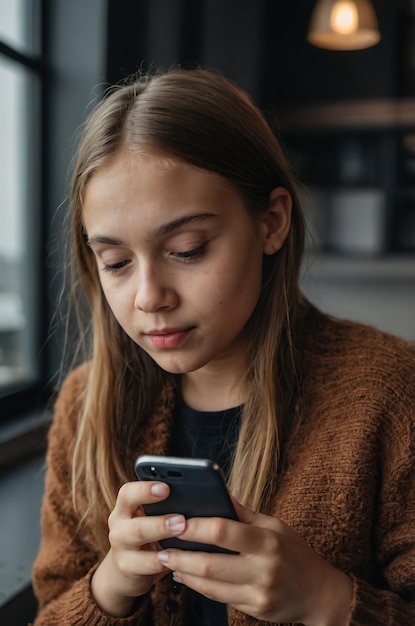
[143,465,158,478]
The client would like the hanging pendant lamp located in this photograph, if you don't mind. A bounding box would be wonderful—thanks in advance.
[307,0,381,50]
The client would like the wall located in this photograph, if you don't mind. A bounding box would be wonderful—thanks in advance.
[45,0,108,382]
[106,0,414,106]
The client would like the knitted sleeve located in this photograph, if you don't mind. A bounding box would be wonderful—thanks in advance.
[31,365,153,625]
[348,345,415,625]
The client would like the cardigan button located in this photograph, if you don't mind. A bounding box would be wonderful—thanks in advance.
[165,600,179,613]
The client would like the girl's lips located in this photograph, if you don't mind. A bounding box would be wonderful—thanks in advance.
[147,328,192,349]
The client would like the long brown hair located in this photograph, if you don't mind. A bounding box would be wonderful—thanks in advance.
[68,67,307,553]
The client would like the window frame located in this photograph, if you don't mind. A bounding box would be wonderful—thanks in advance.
[0,1,51,423]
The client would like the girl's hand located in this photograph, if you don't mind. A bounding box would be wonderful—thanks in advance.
[91,481,186,617]
[156,499,353,626]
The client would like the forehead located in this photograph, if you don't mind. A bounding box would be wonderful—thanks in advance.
[84,148,236,204]
[81,148,248,238]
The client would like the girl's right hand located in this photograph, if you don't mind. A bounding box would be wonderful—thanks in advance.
[91,480,186,617]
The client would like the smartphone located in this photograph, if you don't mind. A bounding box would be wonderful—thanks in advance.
[134,454,238,553]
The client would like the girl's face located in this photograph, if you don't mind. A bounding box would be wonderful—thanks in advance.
[83,149,290,396]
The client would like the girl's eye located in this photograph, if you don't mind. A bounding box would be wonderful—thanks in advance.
[172,243,207,262]
[101,259,131,273]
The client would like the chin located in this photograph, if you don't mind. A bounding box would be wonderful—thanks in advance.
[154,355,208,375]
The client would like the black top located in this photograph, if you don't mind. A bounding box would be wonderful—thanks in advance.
[171,399,241,626]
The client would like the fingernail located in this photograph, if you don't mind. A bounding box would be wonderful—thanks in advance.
[173,571,182,583]
[151,483,169,497]
[157,550,169,564]
[166,515,186,533]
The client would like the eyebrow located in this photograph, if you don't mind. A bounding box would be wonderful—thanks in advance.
[87,213,218,248]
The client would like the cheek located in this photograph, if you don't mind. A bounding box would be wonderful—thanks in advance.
[225,249,263,293]
[100,284,130,324]
[196,258,262,312]
[191,267,229,302]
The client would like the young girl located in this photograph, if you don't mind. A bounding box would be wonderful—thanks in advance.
[32,67,415,626]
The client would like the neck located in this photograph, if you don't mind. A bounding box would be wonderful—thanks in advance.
[181,366,248,412]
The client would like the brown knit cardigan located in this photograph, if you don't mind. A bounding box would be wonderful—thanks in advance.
[32,312,415,625]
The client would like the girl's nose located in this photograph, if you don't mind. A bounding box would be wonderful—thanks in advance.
[133,266,178,313]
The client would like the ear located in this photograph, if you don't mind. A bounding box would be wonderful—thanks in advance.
[261,187,292,255]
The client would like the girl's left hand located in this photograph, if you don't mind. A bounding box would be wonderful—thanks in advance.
[156,499,353,626]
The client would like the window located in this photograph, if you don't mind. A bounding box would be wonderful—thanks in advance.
[0,1,45,401]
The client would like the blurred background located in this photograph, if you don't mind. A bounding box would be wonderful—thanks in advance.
[0,0,414,622]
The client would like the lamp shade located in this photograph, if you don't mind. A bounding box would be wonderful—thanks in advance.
[307,0,381,50]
